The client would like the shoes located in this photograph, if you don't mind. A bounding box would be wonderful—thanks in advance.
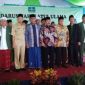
[62,65,68,68]
[14,69,21,72]
[20,68,26,71]
[14,68,26,72]
[4,69,12,72]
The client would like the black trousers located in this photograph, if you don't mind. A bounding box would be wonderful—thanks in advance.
[47,46,55,68]
[41,46,48,68]
[78,44,85,66]
[25,48,29,66]
[41,46,55,68]
[55,47,67,67]
[68,45,81,66]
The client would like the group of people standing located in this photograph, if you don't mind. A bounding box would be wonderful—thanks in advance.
[0,13,85,72]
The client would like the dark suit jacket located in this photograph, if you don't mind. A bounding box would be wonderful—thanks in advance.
[78,22,85,56]
[78,22,85,44]
[67,24,79,46]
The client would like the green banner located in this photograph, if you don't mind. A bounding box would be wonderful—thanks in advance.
[0,6,83,25]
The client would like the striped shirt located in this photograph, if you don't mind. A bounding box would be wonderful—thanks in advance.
[25,24,41,47]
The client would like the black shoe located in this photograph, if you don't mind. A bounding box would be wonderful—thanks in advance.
[15,69,21,72]
[20,68,26,71]
[56,65,61,68]
[4,69,11,72]
[62,65,68,68]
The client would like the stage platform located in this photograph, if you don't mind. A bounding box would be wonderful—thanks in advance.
[0,65,85,82]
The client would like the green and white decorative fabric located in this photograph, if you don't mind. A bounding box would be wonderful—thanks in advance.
[66,0,85,6]
[25,0,40,6]
[0,0,85,6]
[0,0,40,6]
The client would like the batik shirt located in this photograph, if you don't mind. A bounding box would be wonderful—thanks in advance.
[55,25,69,47]
[40,25,57,47]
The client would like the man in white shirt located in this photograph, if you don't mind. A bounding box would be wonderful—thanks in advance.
[0,26,8,49]
[0,17,12,71]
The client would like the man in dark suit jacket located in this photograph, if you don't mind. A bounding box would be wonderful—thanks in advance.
[67,15,80,67]
[78,14,85,65]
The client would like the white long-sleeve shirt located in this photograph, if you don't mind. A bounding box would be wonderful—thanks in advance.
[0,27,8,50]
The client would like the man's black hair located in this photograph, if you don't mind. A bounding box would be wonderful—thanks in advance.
[17,14,23,18]
[58,16,64,21]
[82,14,85,18]
[29,14,36,18]
[45,17,50,20]
[7,19,12,23]
[23,20,28,24]
[41,18,46,22]
[69,15,74,20]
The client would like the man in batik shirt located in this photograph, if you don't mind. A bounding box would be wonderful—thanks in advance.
[40,17,57,68]
[55,17,69,68]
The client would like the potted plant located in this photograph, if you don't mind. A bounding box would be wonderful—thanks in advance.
[68,73,85,85]
[30,68,59,85]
